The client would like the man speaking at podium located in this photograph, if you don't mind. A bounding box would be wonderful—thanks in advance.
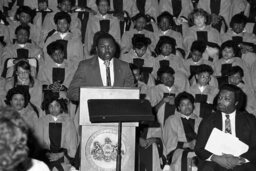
[67,32,135,102]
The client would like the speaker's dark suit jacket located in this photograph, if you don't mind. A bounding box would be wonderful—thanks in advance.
[195,111,256,166]
[67,56,135,101]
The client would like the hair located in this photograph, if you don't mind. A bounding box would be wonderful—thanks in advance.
[195,64,214,75]
[5,86,31,108]
[132,34,151,49]
[228,66,244,78]
[157,66,175,79]
[47,41,65,56]
[96,0,110,6]
[132,12,147,22]
[175,91,195,111]
[157,11,175,26]
[16,6,34,19]
[190,40,207,53]
[216,84,246,111]
[58,0,75,6]
[220,40,238,58]
[54,11,71,24]
[188,8,211,26]
[155,36,176,55]
[42,96,68,114]
[230,13,247,28]
[0,107,31,171]
[14,61,34,87]
[15,25,30,36]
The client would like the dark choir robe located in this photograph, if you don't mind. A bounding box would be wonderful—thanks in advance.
[41,11,81,41]
[121,28,156,54]
[183,25,221,54]
[42,32,84,68]
[36,114,78,171]
[188,84,218,119]
[8,21,42,45]
[84,13,121,57]
[0,43,43,77]
[197,0,232,28]
[163,112,202,171]
[214,57,253,90]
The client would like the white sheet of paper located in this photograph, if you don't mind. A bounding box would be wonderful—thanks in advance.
[205,128,249,156]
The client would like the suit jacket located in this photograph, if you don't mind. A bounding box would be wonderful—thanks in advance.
[67,56,135,101]
[195,111,256,164]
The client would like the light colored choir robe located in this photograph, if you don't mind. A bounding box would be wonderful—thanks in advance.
[163,112,202,171]
[36,113,78,171]
[154,28,184,52]
[245,22,256,35]
[8,21,42,45]
[134,0,159,19]
[158,0,194,19]
[42,31,84,68]
[38,58,77,89]
[84,13,121,57]
[197,0,232,27]
[0,23,11,45]
[87,0,139,18]
[0,43,43,77]
[188,84,219,118]
[0,77,43,110]
[41,11,81,42]
[237,82,256,115]
[214,57,253,89]
[230,0,248,18]
[183,25,221,54]
[121,28,156,54]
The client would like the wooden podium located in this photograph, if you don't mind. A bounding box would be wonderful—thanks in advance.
[79,87,139,171]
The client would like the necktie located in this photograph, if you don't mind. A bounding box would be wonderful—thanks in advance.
[225,114,232,134]
[104,60,111,86]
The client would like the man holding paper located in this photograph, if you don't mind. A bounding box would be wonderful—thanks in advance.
[195,84,256,171]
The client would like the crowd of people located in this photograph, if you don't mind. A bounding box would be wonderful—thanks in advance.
[1,0,256,171]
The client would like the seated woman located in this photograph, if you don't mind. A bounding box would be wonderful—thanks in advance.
[163,92,202,171]
[1,25,43,78]
[0,61,43,112]
[38,40,76,101]
[5,86,39,133]
[37,97,78,171]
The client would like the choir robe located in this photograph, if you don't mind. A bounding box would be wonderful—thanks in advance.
[230,0,248,18]
[158,0,194,19]
[183,25,221,54]
[84,13,121,57]
[245,22,256,35]
[0,43,43,77]
[237,82,256,115]
[162,112,202,171]
[43,32,84,68]
[214,57,253,89]
[197,0,232,27]
[41,11,81,41]
[0,77,43,110]
[153,28,184,52]
[134,0,159,20]
[121,28,156,54]
[36,113,78,171]
[0,23,11,46]
[38,58,76,87]
[188,84,218,118]
[87,0,139,18]
[8,21,42,45]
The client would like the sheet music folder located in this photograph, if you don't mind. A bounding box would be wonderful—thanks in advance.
[88,99,154,123]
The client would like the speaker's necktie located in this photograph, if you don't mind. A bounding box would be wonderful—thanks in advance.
[104,60,111,86]
[225,114,232,134]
